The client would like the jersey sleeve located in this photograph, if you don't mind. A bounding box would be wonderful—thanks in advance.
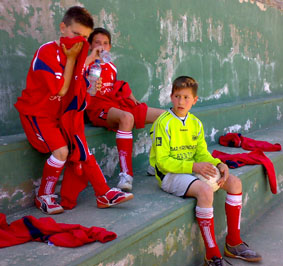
[31,43,65,96]
[194,121,221,166]
[152,119,194,175]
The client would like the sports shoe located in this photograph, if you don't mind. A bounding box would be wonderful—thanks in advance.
[204,256,230,266]
[35,194,64,215]
[96,188,134,208]
[147,165,155,176]
[224,242,262,262]
[117,172,133,191]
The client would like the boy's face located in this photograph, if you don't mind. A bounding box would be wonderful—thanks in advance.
[171,87,198,117]
[90,33,111,52]
[60,21,92,40]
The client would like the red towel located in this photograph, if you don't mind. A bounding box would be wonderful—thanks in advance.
[219,133,281,152]
[0,213,117,248]
[59,36,90,162]
[212,149,277,194]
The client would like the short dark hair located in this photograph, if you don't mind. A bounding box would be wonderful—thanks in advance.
[62,6,94,29]
[171,76,198,96]
[88,27,112,45]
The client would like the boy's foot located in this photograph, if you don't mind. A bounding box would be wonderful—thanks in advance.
[204,256,230,266]
[96,188,134,208]
[35,194,64,215]
[224,242,262,262]
[117,172,133,191]
[147,165,155,176]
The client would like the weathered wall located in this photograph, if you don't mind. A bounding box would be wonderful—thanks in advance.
[0,0,282,136]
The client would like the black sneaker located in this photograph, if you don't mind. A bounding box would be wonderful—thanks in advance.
[224,242,262,262]
[204,256,231,266]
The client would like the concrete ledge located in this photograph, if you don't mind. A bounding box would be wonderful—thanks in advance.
[1,94,283,213]
[2,124,283,265]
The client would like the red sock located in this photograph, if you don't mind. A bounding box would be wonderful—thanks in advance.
[196,206,222,260]
[225,193,243,246]
[82,155,110,196]
[38,155,65,196]
[116,130,133,176]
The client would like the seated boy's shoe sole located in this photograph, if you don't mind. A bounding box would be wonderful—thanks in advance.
[35,195,64,215]
[96,188,134,208]
[224,242,262,262]
[204,256,230,266]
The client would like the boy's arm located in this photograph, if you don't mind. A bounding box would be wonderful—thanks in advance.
[85,46,101,67]
[58,42,83,96]
[194,122,221,166]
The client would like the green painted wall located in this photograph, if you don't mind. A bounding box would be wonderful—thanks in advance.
[0,0,282,136]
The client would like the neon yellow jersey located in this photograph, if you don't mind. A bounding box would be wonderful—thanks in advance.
[149,109,221,186]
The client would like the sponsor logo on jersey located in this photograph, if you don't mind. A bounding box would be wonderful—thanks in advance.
[99,110,105,118]
[192,135,198,141]
[49,95,62,101]
[170,145,197,151]
[156,137,162,146]
[180,128,188,131]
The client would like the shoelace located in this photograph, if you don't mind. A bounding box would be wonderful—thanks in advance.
[41,194,58,204]
[209,256,232,266]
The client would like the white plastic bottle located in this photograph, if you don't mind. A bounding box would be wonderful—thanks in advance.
[100,50,111,63]
[87,59,101,96]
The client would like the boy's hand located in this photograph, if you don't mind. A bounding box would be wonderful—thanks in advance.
[216,163,229,187]
[193,162,217,180]
[62,42,83,60]
[88,77,102,96]
[128,93,141,105]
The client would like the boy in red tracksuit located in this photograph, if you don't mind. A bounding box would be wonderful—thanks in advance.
[86,27,164,192]
[14,6,133,215]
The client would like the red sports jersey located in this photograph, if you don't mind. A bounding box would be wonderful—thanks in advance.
[87,61,117,102]
[15,41,66,117]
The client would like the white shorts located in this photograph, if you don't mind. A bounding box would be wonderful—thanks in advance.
[161,173,199,197]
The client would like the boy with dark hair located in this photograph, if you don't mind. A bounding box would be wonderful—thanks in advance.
[149,76,261,265]
[86,27,164,191]
[14,6,133,215]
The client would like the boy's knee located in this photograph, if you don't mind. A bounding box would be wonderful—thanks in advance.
[119,112,134,128]
[52,146,69,161]
[195,182,214,206]
[226,174,242,193]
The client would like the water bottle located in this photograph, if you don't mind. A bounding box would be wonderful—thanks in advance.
[87,59,101,96]
[100,50,111,63]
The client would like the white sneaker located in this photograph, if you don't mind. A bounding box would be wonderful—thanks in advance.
[117,172,133,192]
[35,194,64,215]
[147,165,155,176]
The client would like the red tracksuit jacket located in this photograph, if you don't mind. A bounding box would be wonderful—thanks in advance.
[0,213,117,248]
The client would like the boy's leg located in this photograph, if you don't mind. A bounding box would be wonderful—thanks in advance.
[221,174,243,246]
[84,155,134,208]
[145,107,165,124]
[186,180,222,260]
[19,115,67,214]
[221,174,262,262]
[107,108,134,191]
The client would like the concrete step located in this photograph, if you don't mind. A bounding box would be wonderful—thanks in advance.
[1,124,283,266]
[1,95,283,214]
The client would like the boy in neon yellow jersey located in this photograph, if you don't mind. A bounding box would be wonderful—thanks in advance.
[149,76,261,265]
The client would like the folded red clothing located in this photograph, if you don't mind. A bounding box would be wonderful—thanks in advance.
[212,149,278,194]
[0,214,117,248]
[219,133,281,152]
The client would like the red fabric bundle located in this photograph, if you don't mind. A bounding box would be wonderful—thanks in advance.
[212,149,277,194]
[219,133,281,152]
[0,213,117,248]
